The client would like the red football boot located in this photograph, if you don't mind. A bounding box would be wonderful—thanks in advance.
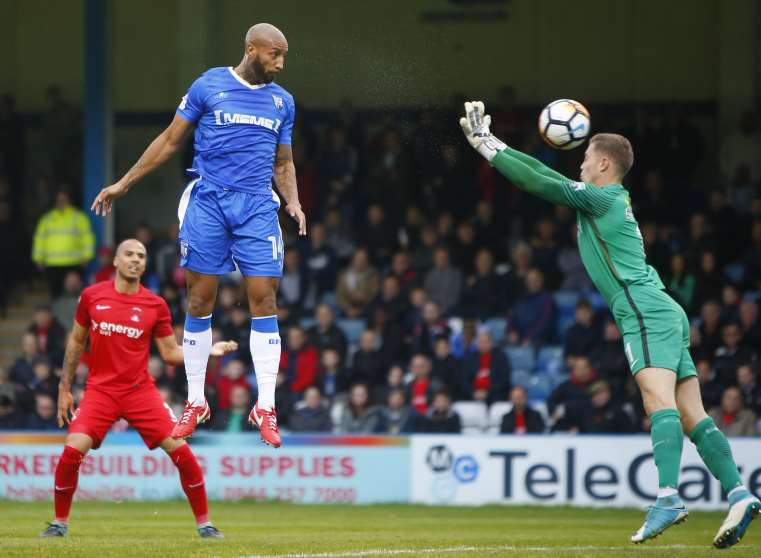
[171,400,211,439]
[248,402,281,448]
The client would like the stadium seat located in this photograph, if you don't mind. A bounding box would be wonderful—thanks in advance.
[743,292,761,304]
[504,346,535,371]
[447,316,464,335]
[529,401,551,430]
[622,402,637,425]
[299,317,316,330]
[488,401,513,431]
[330,400,345,431]
[552,372,570,388]
[553,290,579,313]
[556,314,576,340]
[724,263,744,284]
[483,317,507,344]
[293,399,329,412]
[527,373,553,402]
[337,318,366,345]
[588,291,607,310]
[511,368,532,389]
[452,401,488,434]
[320,291,338,308]
[537,345,565,376]
[553,290,579,339]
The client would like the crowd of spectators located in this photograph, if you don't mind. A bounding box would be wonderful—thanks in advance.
[1,86,760,438]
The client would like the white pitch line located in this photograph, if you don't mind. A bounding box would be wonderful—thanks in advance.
[236,543,728,558]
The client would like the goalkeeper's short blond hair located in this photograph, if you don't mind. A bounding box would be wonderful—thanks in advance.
[590,133,634,178]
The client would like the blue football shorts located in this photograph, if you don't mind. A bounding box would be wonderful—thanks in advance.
[177,178,284,277]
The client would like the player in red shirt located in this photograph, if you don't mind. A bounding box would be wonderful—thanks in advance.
[40,239,237,538]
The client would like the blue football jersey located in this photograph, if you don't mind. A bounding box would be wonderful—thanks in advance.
[176,66,295,194]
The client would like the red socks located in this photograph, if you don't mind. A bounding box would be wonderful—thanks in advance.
[53,443,209,526]
[171,443,209,525]
[54,445,84,523]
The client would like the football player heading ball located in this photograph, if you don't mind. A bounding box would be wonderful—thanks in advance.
[91,23,305,447]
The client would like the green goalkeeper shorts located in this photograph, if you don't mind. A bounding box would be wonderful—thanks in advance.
[609,285,698,380]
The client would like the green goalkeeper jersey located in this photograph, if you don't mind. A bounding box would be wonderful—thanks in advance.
[491,147,664,304]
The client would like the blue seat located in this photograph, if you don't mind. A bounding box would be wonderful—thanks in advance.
[299,317,316,330]
[537,345,564,373]
[483,317,507,344]
[556,314,576,340]
[337,319,366,345]
[588,291,607,310]
[724,263,744,284]
[552,372,570,388]
[553,291,578,340]
[538,346,569,388]
[527,373,553,401]
[553,291,579,314]
[504,346,535,371]
[511,368,532,389]
[319,291,338,310]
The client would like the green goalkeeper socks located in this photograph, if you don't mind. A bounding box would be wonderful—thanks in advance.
[688,416,743,493]
[650,409,684,489]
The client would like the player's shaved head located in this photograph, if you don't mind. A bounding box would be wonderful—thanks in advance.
[115,238,146,256]
[245,23,287,48]
[237,23,288,85]
[112,238,147,289]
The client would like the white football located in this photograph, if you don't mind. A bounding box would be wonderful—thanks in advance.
[538,99,590,150]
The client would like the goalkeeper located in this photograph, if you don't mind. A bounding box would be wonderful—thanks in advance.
[459,101,759,548]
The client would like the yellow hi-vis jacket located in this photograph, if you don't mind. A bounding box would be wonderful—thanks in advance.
[32,206,95,267]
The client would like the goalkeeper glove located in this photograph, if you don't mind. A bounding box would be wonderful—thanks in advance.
[459,101,507,162]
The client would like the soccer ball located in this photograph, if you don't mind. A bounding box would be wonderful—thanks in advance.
[538,99,590,150]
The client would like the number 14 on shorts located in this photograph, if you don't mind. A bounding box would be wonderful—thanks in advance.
[267,235,284,260]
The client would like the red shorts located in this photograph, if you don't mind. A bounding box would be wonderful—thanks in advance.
[69,383,175,450]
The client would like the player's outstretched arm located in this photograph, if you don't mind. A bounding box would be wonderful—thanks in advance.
[154,335,238,366]
[460,101,612,215]
[91,114,195,216]
[459,101,568,182]
[460,101,568,202]
[273,144,307,236]
[58,322,89,427]
[504,147,569,183]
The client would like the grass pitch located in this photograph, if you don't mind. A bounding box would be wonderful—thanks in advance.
[2,500,759,558]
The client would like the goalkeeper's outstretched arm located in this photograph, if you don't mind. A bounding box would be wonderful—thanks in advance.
[491,151,571,206]
[460,101,613,217]
[504,147,569,183]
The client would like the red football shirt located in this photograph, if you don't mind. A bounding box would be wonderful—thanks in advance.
[474,353,492,392]
[75,281,173,391]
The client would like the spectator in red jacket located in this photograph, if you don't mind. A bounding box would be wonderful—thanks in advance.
[215,359,250,411]
[91,246,116,284]
[461,329,511,404]
[406,353,434,415]
[280,326,319,394]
